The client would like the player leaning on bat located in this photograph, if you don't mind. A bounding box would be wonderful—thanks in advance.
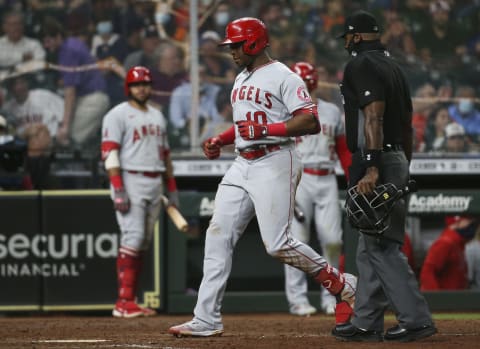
[168,17,357,338]
[101,66,179,318]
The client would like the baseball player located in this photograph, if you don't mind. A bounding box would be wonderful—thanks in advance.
[101,66,178,318]
[168,17,356,338]
[285,62,352,316]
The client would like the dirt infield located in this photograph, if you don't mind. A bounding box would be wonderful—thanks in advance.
[1,313,478,349]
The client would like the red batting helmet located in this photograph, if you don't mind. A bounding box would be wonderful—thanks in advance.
[291,62,318,92]
[218,17,269,55]
[124,66,152,96]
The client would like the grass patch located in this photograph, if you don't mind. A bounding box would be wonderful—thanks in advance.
[383,312,480,320]
[432,313,480,320]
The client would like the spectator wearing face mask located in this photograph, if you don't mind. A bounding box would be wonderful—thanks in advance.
[420,216,480,290]
[91,17,130,106]
[211,2,231,37]
[447,85,480,145]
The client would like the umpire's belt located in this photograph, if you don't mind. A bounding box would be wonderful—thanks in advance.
[383,144,403,152]
[127,170,162,178]
[239,144,281,160]
[303,168,334,176]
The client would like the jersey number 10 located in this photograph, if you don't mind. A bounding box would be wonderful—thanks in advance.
[246,111,267,125]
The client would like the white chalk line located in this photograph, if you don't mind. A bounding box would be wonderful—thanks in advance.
[31,341,194,349]
[33,339,110,343]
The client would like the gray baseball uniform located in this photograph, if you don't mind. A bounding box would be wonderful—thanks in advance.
[101,102,169,251]
[192,61,336,328]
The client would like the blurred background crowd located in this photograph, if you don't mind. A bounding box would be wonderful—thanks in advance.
[0,0,479,190]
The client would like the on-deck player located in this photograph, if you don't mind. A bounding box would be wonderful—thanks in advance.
[285,62,352,317]
[101,66,179,318]
[168,17,357,338]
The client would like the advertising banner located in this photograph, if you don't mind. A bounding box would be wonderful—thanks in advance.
[0,190,162,312]
[0,192,42,310]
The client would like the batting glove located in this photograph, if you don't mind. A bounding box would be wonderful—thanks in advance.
[202,137,222,160]
[236,120,267,140]
[113,187,130,213]
[168,190,180,208]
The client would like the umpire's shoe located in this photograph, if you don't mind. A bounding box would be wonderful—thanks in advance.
[384,324,437,342]
[332,323,383,342]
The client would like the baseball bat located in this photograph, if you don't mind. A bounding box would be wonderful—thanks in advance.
[160,195,189,233]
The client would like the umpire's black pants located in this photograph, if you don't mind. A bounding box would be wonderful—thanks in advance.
[349,150,433,331]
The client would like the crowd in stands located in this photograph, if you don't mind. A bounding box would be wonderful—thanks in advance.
[0,0,479,189]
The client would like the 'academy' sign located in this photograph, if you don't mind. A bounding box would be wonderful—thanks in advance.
[408,193,473,213]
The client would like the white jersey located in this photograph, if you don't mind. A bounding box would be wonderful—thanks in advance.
[3,89,64,137]
[0,36,46,69]
[101,102,169,172]
[295,98,345,170]
[231,61,315,149]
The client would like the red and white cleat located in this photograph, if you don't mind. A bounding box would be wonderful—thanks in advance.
[112,300,156,318]
[335,273,357,325]
[168,319,224,337]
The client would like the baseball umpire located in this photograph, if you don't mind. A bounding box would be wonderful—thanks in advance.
[332,11,437,342]
[102,66,178,318]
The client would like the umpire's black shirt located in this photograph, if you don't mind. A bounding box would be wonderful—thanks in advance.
[340,40,412,157]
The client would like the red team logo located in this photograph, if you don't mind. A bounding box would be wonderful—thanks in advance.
[297,85,311,102]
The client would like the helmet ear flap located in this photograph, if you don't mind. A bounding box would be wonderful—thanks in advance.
[243,40,257,55]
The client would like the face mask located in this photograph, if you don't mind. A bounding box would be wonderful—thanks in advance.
[458,99,473,114]
[215,12,229,26]
[456,220,479,240]
[96,21,113,35]
[155,12,171,25]
[346,40,358,56]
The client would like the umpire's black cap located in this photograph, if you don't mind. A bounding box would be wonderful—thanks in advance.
[338,10,380,38]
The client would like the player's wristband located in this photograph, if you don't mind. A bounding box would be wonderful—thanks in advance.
[265,123,288,137]
[363,149,382,167]
[109,174,124,189]
[217,126,235,145]
[167,177,177,192]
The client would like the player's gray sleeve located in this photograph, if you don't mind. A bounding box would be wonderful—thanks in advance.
[281,73,314,114]
[102,107,124,144]
[334,105,345,137]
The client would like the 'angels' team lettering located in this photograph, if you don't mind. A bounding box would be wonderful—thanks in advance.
[232,85,273,109]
